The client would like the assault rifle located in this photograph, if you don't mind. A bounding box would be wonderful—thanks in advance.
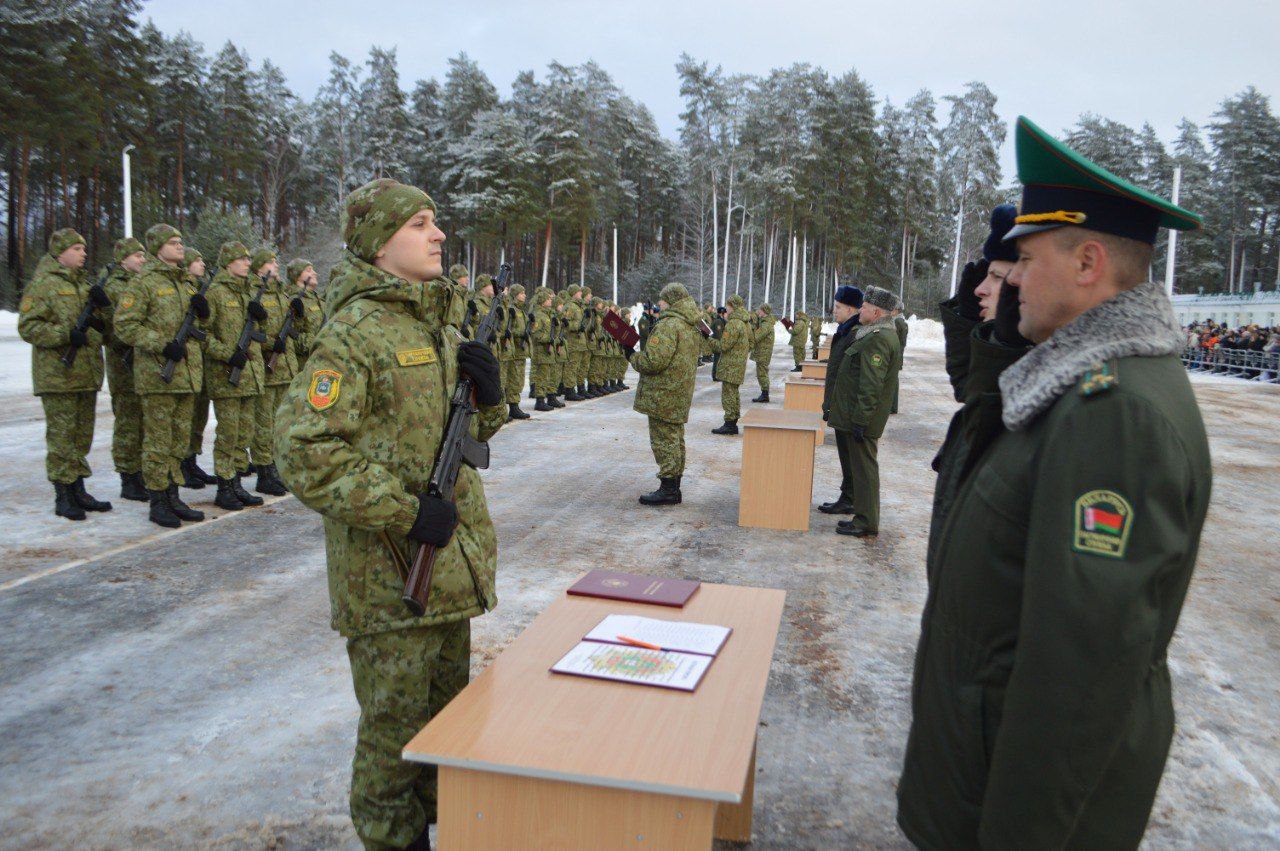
[161,274,211,382]
[266,285,301,375]
[228,278,270,386]
[402,262,513,616]
[61,266,113,368]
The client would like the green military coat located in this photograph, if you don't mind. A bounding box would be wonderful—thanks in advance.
[275,255,507,638]
[114,257,203,395]
[203,270,265,399]
[710,311,751,385]
[631,295,701,424]
[18,255,105,395]
[825,316,902,437]
[750,310,775,362]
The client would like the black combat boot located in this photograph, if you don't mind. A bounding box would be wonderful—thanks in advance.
[255,463,288,496]
[147,489,182,528]
[711,420,739,435]
[191,456,218,484]
[54,482,86,521]
[638,476,682,506]
[819,497,855,514]
[233,474,265,506]
[534,396,553,412]
[180,456,207,488]
[120,471,148,502]
[548,393,565,408]
[620,380,630,390]
[71,477,112,511]
[751,390,770,403]
[166,484,205,522]
[791,365,803,372]
[215,478,244,511]
[246,462,257,475]
[508,402,530,420]
[564,385,583,402]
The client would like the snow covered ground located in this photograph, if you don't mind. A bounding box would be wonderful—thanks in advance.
[0,320,1277,849]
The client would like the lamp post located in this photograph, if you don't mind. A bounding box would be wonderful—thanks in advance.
[122,145,136,238]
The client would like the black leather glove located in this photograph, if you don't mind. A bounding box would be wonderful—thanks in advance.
[409,493,458,547]
[957,259,987,322]
[86,314,106,333]
[993,277,1033,347]
[289,296,304,318]
[88,284,111,308]
[69,327,89,347]
[457,341,502,407]
[247,301,268,322]
[851,425,866,443]
[163,340,186,362]
[623,344,636,359]
[270,334,286,354]
[227,350,248,369]
[190,293,210,320]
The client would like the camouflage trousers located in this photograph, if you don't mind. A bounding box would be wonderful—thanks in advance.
[721,381,741,423]
[792,345,806,368]
[140,392,195,491]
[189,391,210,457]
[346,620,471,850]
[811,340,822,359]
[211,395,254,479]
[753,356,771,393]
[530,361,554,398]
[647,417,686,479]
[568,349,588,387]
[836,429,880,533]
[554,356,568,390]
[588,352,606,386]
[40,391,96,484]
[502,357,526,404]
[106,349,142,474]
[252,385,286,467]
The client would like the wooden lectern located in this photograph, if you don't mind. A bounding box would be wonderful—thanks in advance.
[783,378,826,446]
[738,408,824,531]
[800,360,827,381]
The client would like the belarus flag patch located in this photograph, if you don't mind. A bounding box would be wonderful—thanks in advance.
[1073,489,1133,558]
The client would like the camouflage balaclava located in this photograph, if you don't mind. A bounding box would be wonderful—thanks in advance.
[448,263,469,281]
[181,246,203,267]
[217,240,251,270]
[342,178,436,264]
[144,223,181,257]
[114,236,145,264]
[658,282,691,305]
[48,228,86,258]
[250,246,277,275]
[287,258,313,286]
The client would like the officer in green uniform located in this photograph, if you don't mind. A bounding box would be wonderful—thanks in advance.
[630,282,701,505]
[500,283,531,419]
[247,247,298,496]
[823,286,902,537]
[810,311,824,359]
[182,247,219,490]
[749,302,775,402]
[18,228,112,519]
[897,117,1213,851]
[709,294,751,435]
[288,258,326,362]
[114,224,207,527]
[275,178,506,851]
[103,236,148,501]
[818,284,863,516]
[203,241,267,511]
[788,311,809,370]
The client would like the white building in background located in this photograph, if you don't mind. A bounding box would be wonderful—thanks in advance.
[1171,289,1280,328]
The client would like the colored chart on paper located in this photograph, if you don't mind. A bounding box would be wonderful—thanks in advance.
[551,641,713,691]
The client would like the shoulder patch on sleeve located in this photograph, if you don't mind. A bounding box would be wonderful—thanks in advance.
[119,294,135,309]
[871,352,884,365]
[307,369,342,411]
[1079,361,1118,397]
[19,296,33,313]
[1073,489,1133,558]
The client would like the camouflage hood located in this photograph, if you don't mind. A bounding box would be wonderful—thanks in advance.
[324,251,430,323]
[658,288,702,330]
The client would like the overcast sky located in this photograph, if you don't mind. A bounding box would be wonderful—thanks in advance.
[141,0,1279,181]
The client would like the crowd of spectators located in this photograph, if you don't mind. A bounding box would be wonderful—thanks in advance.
[1183,320,1280,382]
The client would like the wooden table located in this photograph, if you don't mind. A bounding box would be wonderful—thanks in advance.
[783,378,827,446]
[403,582,786,850]
[818,343,831,361]
[738,408,824,531]
[800,360,827,381]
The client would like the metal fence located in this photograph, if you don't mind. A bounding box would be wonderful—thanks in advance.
[1182,347,1280,383]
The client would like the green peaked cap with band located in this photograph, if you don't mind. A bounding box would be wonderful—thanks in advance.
[1004,115,1201,245]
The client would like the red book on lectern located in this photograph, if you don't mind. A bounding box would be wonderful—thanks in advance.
[567,570,700,607]
[601,312,640,349]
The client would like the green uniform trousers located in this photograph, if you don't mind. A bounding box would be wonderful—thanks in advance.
[554,356,567,391]
[346,620,471,850]
[140,393,195,491]
[189,391,210,457]
[40,391,96,484]
[792,345,806,368]
[755,357,771,394]
[835,429,879,532]
[110,390,143,474]
[721,381,741,423]
[252,385,285,467]
[212,395,255,479]
[647,417,686,479]
[503,358,527,404]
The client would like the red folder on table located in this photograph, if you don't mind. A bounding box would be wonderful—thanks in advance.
[567,570,700,607]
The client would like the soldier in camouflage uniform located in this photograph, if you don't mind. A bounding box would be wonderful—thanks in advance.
[499,284,530,420]
[552,294,570,404]
[275,179,506,851]
[182,247,219,490]
[247,248,299,496]
[114,224,208,527]
[789,311,810,370]
[617,305,633,389]
[810,311,824,359]
[749,302,776,402]
[463,272,494,340]
[18,228,112,519]
[288,258,326,362]
[447,262,469,291]
[103,236,148,501]
[558,285,585,400]
[203,241,267,511]
[630,282,701,505]
[529,287,557,411]
[709,294,751,434]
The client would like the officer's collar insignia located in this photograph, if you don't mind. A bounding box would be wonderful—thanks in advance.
[1073,490,1133,558]
[396,346,437,367]
[308,369,341,410]
[1079,361,1117,396]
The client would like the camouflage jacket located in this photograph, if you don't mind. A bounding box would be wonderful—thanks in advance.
[751,312,776,360]
[530,305,556,364]
[275,254,507,637]
[810,319,823,345]
[259,276,300,387]
[203,270,265,399]
[789,315,810,347]
[101,265,134,355]
[631,295,701,423]
[294,288,326,363]
[114,257,203,395]
[499,296,529,360]
[463,291,492,341]
[18,255,105,395]
[710,311,752,384]
[563,298,587,351]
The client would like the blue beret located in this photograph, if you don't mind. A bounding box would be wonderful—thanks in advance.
[983,204,1020,263]
[834,285,863,308]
